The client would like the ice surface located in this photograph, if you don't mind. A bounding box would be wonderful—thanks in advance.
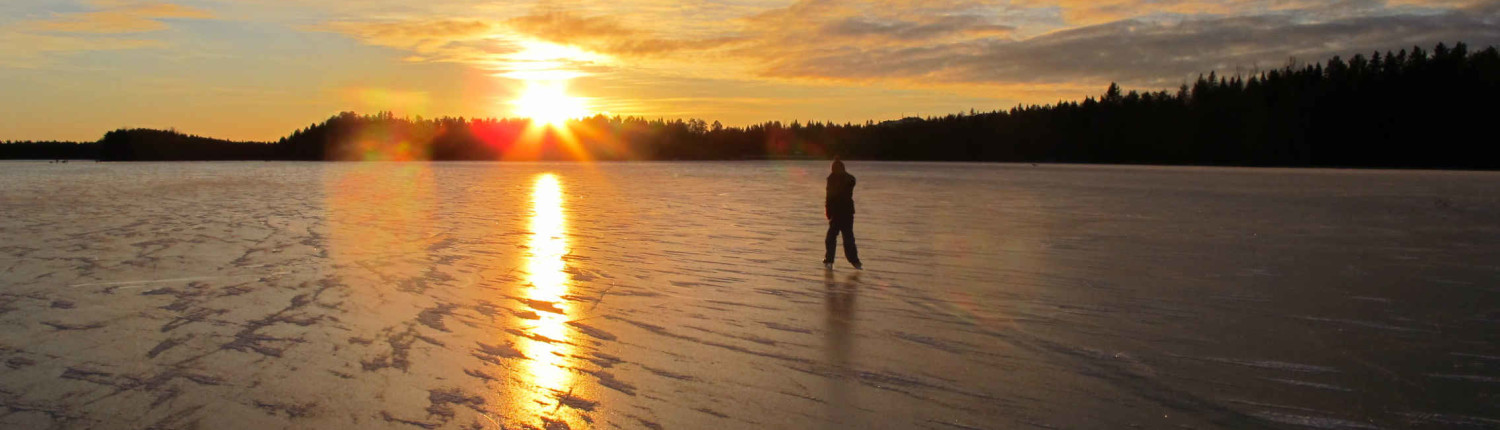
[1,161,1497,429]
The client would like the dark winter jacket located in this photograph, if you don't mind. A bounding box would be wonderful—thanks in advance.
[826,171,856,216]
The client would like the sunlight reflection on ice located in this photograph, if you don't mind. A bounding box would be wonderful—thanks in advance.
[513,173,575,422]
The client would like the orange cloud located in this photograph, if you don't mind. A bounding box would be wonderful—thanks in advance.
[315,20,499,52]
[506,11,741,56]
[310,0,1500,113]
[0,2,212,67]
[27,1,214,34]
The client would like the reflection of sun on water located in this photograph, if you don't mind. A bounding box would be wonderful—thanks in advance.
[518,173,573,419]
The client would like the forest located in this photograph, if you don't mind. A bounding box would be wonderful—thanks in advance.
[3,42,1496,169]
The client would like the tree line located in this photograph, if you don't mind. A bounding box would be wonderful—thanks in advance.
[3,42,1496,168]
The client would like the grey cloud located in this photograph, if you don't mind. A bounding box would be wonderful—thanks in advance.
[759,9,1500,88]
[821,15,1014,40]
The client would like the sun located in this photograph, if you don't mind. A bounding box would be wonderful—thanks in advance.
[511,81,589,127]
[500,40,601,127]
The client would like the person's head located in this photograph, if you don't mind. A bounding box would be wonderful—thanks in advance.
[831,158,846,174]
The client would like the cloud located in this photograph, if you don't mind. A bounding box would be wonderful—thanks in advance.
[311,18,600,80]
[315,1,1017,69]
[1011,0,1242,26]
[0,1,214,67]
[26,1,214,34]
[820,15,1014,41]
[506,11,740,56]
[1388,0,1500,8]
[738,0,1017,43]
[998,10,1500,86]
[311,0,1500,103]
[0,32,162,67]
[310,19,519,68]
[312,9,746,83]
[725,0,1500,90]
[314,20,499,53]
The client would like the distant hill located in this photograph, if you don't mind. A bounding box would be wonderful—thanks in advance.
[98,128,274,161]
[3,41,1497,169]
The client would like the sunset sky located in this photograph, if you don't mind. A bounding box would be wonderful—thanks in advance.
[3,0,1497,142]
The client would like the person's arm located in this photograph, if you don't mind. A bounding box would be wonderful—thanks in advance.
[824,180,831,220]
[849,176,856,215]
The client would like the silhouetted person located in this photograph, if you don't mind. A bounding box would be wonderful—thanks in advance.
[824,159,861,269]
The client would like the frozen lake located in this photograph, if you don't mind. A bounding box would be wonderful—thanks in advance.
[1,161,1497,429]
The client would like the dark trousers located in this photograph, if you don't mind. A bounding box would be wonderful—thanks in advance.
[825,214,860,265]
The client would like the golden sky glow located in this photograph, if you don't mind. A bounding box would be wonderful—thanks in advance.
[1,0,1496,141]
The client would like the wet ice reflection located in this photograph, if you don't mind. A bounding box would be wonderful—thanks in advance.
[509,173,575,422]
[824,270,859,428]
[3,162,1497,429]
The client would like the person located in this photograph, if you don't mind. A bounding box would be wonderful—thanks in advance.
[824,158,862,269]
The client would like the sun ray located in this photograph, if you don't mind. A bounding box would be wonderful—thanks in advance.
[495,40,609,160]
